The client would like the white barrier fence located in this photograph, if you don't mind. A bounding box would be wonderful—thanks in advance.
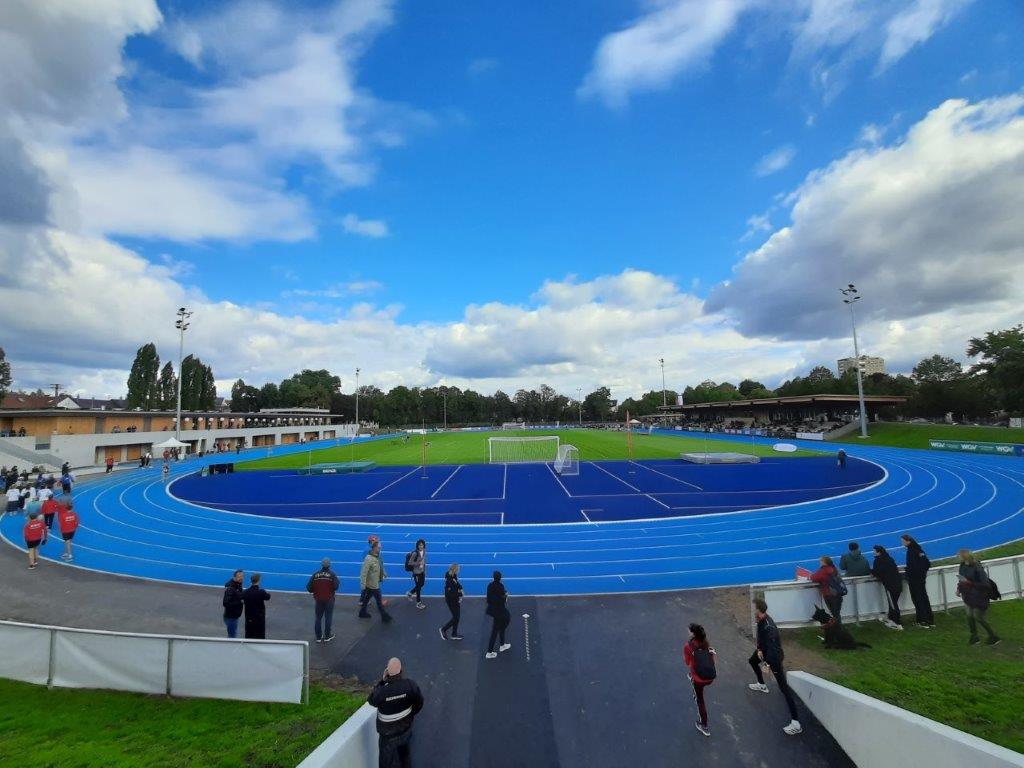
[297,703,378,767]
[789,672,1024,768]
[0,620,309,704]
[751,554,1024,628]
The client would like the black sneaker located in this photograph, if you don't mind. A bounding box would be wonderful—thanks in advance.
[450,634,464,641]
[438,628,447,640]
[694,721,711,737]
[324,633,336,643]
[969,636,980,645]
[987,636,1001,646]
[358,612,371,619]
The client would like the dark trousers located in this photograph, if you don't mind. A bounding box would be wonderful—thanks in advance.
[224,617,239,638]
[488,613,510,652]
[966,605,997,640]
[245,618,266,639]
[378,728,412,768]
[884,585,902,625]
[360,589,392,621]
[692,680,710,726]
[907,577,933,625]
[749,652,798,721]
[315,597,335,639]
[824,594,843,623]
[442,599,460,635]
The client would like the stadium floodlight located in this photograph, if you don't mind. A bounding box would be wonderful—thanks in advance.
[659,358,667,407]
[840,284,869,438]
[354,368,360,435]
[174,307,192,442]
[576,387,583,425]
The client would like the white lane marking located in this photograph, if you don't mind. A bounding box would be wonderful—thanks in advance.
[545,462,573,497]
[630,461,703,490]
[502,464,508,500]
[430,465,463,499]
[522,614,531,662]
[366,466,422,499]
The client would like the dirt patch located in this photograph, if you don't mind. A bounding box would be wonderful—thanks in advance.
[308,670,369,695]
[778,630,842,677]
[712,586,757,643]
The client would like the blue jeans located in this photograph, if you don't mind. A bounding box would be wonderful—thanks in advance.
[315,597,335,639]
[224,617,238,638]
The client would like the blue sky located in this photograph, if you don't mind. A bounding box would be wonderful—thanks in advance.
[2,0,1023,398]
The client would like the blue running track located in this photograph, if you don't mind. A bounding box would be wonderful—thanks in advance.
[3,432,1023,596]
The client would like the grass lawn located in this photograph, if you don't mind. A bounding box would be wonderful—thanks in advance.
[239,429,820,471]
[832,422,1024,450]
[0,680,364,768]
[936,538,1024,564]
[790,600,1024,753]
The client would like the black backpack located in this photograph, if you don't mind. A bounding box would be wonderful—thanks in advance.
[405,550,416,572]
[988,578,1001,601]
[828,570,848,597]
[692,646,716,681]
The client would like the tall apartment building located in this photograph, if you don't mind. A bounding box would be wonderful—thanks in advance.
[837,356,886,376]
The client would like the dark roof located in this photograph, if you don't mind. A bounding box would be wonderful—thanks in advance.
[1,393,55,410]
[658,393,908,412]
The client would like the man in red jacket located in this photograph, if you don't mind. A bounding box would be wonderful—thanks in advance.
[58,501,80,562]
[307,557,340,643]
[23,511,46,569]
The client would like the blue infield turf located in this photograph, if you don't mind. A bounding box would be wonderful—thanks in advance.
[3,430,1023,596]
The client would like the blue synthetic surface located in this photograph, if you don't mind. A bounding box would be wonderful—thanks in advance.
[3,431,1023,597]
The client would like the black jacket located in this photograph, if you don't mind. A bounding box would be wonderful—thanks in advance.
[243,586,271,621]
[871,551,902,592]
[903,543,930,582]
[368,675,424,737]
[222,580,244,620]
[444,572,463,603]
[486,580,509,619]
[755,614,784,667]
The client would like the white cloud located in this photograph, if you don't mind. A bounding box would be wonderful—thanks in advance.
[341,213,389,238]
[467,57,498,77]
[754,144,796,176]
[742,212,773,240]
[879,0,972,70]
[283,280,385,299]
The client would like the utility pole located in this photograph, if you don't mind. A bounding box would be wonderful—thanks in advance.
[576,387,583,425]
[51,384,62,404]
[840,284,869,438]
[354,367,361,436]
[174,307,192,441]
[659,358,666,407]
[442,387,448,430]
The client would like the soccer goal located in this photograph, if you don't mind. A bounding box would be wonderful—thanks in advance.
[488,435,559,463]
[553,444,580,476]
[501,422,526,431]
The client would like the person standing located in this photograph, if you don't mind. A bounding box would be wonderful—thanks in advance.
[5,483,20,515]
[360,541,393,623]
[222,569,245,638]
[683,623,717,737]
[836,448,847,469]
[405,539,427,610]
[809,556,845,621]
[105,456,114,474]
[60,470,74,496]
[439,563,464,640]
[901,534,934,628]
[23,511,46,570]
[485,571,511,659]
[307,557,340,642]
[243,573,271,639]
[41,494,61,532]
[956,550,1000,646]
[748,598,802,736]
[870,545,903,630]
[57,500,79,561]
[839,542,871,577]
[368,657,424,768]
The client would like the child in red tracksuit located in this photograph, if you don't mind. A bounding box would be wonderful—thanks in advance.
[58,502,80,562]
[23,512,47,569]
[683,623,717,737]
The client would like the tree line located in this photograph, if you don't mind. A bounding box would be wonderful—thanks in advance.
[125,343,217,411]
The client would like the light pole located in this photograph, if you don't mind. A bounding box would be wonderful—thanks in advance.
[354,367,360,436]
[576,387,583,426]
[659,358,666,407]
[442,387,447,430]
[174,307,192,442]
[840,284,869,438]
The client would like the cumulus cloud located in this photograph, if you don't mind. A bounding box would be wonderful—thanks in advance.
[754,144,796,176]
[878,0,972,70]
[706,94,1024,342]
[341,213,389,238]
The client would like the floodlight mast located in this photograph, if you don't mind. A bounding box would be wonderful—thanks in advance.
[659,358,667,407]
[354,368,361,436]
[174,307,192,443]
[576,387,583,425]
[840,284,869,439]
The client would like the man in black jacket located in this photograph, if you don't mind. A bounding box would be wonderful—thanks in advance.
[747,598,802,735]
[222,569,244,638]
[871,545,904,630]
[368,657,424,768]
[243,573,271,639]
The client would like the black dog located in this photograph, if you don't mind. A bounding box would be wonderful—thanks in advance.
[811,607,871,650]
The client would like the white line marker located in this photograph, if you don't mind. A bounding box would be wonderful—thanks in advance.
[545,463,573,497]
[430,465,463,499]
[522,614,531,661]
[366,466,421,499]
[502,464,508,500]
[630,460,703,490]
[580,509,593,523]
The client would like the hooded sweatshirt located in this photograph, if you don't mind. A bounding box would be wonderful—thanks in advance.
[840,549,871,577]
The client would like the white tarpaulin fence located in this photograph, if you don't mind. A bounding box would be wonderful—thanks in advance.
[750,553,1024,629]
[0,620,308,704]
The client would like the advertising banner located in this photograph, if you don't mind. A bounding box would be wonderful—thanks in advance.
[928,439,1022,456]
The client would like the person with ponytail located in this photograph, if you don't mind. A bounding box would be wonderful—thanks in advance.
[683,623,717,737]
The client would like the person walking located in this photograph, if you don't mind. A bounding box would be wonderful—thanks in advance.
[901,534,934,628]
[439,563,464,640]
[839,542,871,577]
[485,570,511,659]
[57,500,79,562]
[41,493,61,532]
[405,539,427,610]
[23,511,46,570]
[748,598,802,735]
[836,448,847,469]
[368,657,424,768]
[956,550,1000,646]
[60,470,74,496]
[870,545,903,630]
[683,623,717,737]
[359,540,393,623]
[307,557,340,642]
[222,569,244,638]
[809,555,845,621]
[105,456,114,474]
[243,573,271,639]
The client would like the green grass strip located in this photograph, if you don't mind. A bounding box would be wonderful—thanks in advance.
[832,422,1024,450]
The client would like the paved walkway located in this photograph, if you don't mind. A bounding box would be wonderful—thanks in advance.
[0,544,851,768]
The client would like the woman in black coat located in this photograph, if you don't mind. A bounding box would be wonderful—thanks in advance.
[242,573,271,639]
[871,545,903,629]
[900,534,934,628]
[485,570,511,659]
[439,563,464,641]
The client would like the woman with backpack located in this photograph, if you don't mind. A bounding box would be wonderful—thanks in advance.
[683,623,716,737]
[870,545,904,630]
[810,556,845,622]
[439,563,464,641]
[956,550,1000,646]
[405,539,427,609]
[901,534,934,628]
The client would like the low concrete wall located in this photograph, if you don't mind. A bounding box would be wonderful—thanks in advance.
[789,672,1024,768]
[297,703,378,768]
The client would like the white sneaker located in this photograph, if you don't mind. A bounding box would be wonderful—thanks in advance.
[499,643,511,653]
[485,652,497,659]
[416,602,426,610]
[882,618,896,629]
[894,623,904,631]
[748,683,769,693]
[783,720,802,736]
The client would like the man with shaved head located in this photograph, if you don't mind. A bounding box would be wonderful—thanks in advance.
[368,656,423,768]
[306,557,340,643]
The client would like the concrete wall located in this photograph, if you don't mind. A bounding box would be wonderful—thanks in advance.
[297,703,378,768]
[789,672,1024,768]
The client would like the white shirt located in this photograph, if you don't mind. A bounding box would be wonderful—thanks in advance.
[38,488,53,502]
[6,488,20,503]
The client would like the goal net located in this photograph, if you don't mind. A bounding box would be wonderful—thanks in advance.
[488,436,559,463]
[553,444,579,476]
[501,422,526,431]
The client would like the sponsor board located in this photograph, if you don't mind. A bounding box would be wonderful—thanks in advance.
[928,439,1023,456]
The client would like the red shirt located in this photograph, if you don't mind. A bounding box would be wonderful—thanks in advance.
[41,498,62,517]
[810,565,838,597]
[24,518,46,542]
[58,507,79,535]
[683,638,716,685]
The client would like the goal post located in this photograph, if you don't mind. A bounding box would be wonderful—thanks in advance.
[553,444,579,476]
[488,435,559,463]
[501,422,526,431]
